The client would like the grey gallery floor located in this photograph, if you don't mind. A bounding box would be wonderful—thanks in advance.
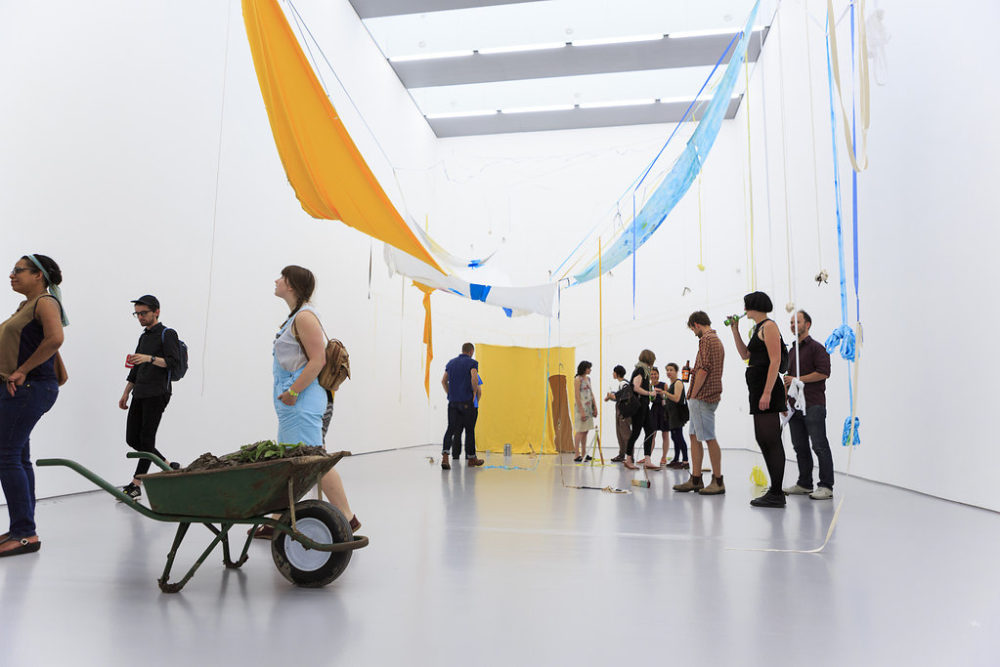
[1,446,997,666]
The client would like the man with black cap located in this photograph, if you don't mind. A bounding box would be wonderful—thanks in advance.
[117,295,183,500]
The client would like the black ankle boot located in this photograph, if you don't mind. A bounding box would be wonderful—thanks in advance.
[750,488,787,508]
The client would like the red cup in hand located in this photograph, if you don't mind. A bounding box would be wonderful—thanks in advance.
[125,354,134,369]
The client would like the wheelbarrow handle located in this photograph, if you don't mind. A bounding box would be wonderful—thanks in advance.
[126,451,172,472]
[36,458,165,521]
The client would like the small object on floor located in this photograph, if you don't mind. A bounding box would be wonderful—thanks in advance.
[349,515,362,531]
[0,537,41,558]
[702,468,712,473]
[467,457,485,467]
[809,487,833,500]
[610,455,625,463]
[699,475,726,495]
[750,466,769,488]
[750,490,787,508]
[632,479,651,488]
[169,462,181,470]
[118,483,141,502]
[251,525,275,539]
[782,483,812,495]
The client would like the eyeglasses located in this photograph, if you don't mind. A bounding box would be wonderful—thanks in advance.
[132,310,153,317]
[11,267,33,275]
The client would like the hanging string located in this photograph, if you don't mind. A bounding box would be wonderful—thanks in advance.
[200,1,233,396]
[803,0,825,272]
[776,1,795,310]
[697,174,705,272]
[825,0,870,171]
[744,57,758,290]
[757,27,778,294]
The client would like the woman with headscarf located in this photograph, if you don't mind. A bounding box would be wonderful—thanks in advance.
[572,361,597,463]
[729,291,788,508]
[0,254,67,557]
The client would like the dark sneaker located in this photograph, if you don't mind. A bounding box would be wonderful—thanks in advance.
[673,475,704,492]
[119,484,141,502]
[610,455,625,463]
[699,476,726,495]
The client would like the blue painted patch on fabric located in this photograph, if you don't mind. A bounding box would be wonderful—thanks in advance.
[503,308,513,318]
[469,284,492,302]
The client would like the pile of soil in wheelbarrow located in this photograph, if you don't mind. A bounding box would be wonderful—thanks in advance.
[183,441,330,472]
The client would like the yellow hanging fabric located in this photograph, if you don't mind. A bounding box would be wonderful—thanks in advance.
[242,0,444,272]
[413,282,435,399]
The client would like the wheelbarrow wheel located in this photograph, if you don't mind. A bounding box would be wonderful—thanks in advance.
[271,500,353,587]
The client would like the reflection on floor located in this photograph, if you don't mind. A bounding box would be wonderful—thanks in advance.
[2,447,997,666]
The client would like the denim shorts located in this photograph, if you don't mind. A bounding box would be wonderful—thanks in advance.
[688,398,719,441]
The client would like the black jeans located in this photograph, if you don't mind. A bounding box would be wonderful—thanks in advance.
[788,405,834,490]
[669,427,688,461]
[443,401,478,459]
[625,403,651,458]
[126,394,171,477]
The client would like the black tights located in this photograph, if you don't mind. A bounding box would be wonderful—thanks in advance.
[669,427,688,461]
[753,412,784,492]
[626,405,651,459]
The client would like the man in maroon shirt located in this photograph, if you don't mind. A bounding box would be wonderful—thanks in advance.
[782,310,834,499]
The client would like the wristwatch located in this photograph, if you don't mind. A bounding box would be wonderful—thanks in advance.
[149,356,156,364]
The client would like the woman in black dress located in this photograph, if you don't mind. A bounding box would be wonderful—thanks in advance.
[729,291,788,508]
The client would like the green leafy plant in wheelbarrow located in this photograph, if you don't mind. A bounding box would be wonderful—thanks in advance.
[38,449,368,593]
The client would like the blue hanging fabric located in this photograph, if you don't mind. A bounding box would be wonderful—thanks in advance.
[570,0,760,285]
[824,4,860,446]
[468,284,492,302]
[842,417,861,447]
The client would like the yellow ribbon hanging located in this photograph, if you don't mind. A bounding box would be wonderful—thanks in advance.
[413,282,434,399]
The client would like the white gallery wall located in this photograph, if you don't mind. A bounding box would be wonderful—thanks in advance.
[2,0,998,511]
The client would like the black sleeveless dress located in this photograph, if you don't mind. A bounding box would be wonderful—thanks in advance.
[745,319,787,415]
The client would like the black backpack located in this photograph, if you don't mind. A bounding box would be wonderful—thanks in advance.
[161,328,189,381]
[616,382,640,418]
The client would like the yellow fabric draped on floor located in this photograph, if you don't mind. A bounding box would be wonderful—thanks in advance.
[242,0,443,272]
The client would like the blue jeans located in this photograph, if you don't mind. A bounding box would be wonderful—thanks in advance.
[0,379,58,537]
[788,404,834,490]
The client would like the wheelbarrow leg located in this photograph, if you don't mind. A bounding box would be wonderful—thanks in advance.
[158,522,230,593]
[205,522,250,569]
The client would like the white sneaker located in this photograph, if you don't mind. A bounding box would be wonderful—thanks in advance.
[782,484,813,495]
[809,487,833,500]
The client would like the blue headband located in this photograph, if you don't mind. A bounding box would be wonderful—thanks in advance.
[26,255,69,326]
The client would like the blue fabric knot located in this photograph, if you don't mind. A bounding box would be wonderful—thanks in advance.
[841,417,861,447]
[824,324,856,361]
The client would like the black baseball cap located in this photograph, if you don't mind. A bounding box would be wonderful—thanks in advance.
[131,295,160,310]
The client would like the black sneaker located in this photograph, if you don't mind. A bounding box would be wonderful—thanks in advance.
[119,484,142,502]
[169,462,181,470]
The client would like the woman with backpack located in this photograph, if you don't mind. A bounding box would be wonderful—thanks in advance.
[729,291,788,508]
[604,365,630,463]
[662,363,689,469]
[255,265,360,538]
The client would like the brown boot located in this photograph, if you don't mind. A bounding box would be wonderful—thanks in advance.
[441,454,451,470]
[699,475,726,495]
[467,457,485,467]
[673,474,704,492]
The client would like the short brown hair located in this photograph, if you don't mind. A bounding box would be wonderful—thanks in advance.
[462,342,475,354]
[687,311,711,327]
[666,362,679,372]
[638,349,655,365]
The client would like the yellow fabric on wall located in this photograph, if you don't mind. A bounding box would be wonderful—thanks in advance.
[413,282,434,399]
[242,0,443,272]
[474,344,575,454]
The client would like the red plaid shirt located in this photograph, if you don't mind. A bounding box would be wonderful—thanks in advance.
[690,328,724,403]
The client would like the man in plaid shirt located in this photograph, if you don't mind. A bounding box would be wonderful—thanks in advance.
[673,311,726,495]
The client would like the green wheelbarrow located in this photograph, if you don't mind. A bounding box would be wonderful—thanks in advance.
[37,451,368,593]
